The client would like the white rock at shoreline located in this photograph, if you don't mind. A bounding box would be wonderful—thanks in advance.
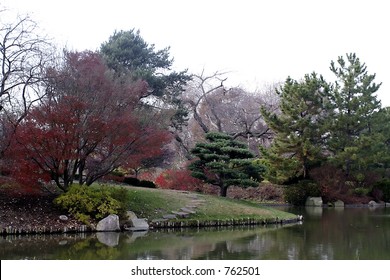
[96,214,120,231]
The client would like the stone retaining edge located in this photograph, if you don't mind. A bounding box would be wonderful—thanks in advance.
[1,217,301,236]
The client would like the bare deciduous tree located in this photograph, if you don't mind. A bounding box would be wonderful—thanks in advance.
[0,10,53,157]
[176,70,280,159]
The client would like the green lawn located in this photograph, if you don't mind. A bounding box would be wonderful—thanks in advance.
[117,185,296,222]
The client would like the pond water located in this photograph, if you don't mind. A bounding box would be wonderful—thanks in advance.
[1,206,390,260]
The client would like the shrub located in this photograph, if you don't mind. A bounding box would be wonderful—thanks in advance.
[352,187,371,197]
[155,169,204,192]
[138,180,156,188]
[123,177,141,186]
[284,180,321,206]
[309,165,381,203]
[123,176,156,188]
[54,184,129,224]
[227,184,284,202]
[309,165,347,203]
[258,184,285,202]
[372,179,390,202]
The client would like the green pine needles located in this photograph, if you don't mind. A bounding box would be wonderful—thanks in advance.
[189,132,265,197]
[260,53,386,184]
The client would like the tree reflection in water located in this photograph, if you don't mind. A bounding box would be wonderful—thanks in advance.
[2,207,390,260]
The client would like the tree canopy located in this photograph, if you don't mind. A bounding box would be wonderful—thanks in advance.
[100,29,190,101]
[100,29,191,149]
[189,132,265,197]
[260,53,386,189]
[8,51,170,191]
[260,73,332,183]
[327,53,382,175]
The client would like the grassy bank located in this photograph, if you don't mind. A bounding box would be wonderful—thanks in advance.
[1,183,297,235]
[121,185,296,222]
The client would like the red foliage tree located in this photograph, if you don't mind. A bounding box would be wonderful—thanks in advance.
[9,51,171,191]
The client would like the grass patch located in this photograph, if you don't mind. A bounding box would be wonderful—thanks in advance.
[192,194,295,221]
[106,185,296,222]
[124,187,191,219]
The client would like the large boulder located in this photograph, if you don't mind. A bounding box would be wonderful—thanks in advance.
[124,211,138,220]
[305,196,323,207]
[121,210,149,231]
[125,218,149,231]
[368,200,379,207]
[96,214,120,232]
[334,200,345,207]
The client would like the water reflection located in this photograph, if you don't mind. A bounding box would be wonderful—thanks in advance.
[1,207,390,260]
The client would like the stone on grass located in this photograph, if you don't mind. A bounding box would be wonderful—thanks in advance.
[96,214,120,232]
[162,214,177,219]
[172,211,190,218]
[125,218,149,231]
[181,207,196,214]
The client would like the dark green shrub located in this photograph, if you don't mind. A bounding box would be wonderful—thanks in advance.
[123,177,141,186]
[54,184,129,224]
[123,177,156,188]
[352,187,370,197]
[138,180,156,188]
[107,186,131,218]
[373,179,390,202]
[284,180,321,206]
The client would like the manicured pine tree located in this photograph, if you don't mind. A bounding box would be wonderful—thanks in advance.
[328,53,382,176]
[188,132,265,197]
[260,73,332,184]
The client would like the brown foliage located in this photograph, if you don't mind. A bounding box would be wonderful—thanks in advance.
[227,184,284,202]
[309,165,378,204]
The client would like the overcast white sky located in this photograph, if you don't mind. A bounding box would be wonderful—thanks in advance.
[2,0,389,105]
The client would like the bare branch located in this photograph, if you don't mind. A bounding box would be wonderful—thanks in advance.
[0,10,54,157]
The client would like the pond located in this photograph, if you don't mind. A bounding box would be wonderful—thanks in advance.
[1,206,390,260]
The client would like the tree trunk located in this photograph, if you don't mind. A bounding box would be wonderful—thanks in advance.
[220,185,228,197]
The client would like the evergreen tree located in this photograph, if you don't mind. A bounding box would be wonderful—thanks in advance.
[260,73,332,184]
[100,29,191,128]
[328,53,381,176]
[100,29,190,99]
[189,132,265,197]
[360,107,390,172]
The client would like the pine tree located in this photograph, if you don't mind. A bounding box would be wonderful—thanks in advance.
[328,53,381,175]
[188,132,265,197]
[260,73,332,184]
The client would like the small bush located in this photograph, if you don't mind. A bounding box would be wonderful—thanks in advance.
[284,180,320,206]
[54,184,129,223]
[138,180,156,188]
[123,177,156,188]
[155,169,204,192]
[352,187,371,197]
[227,184,284,202]
[123,177,141,186]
